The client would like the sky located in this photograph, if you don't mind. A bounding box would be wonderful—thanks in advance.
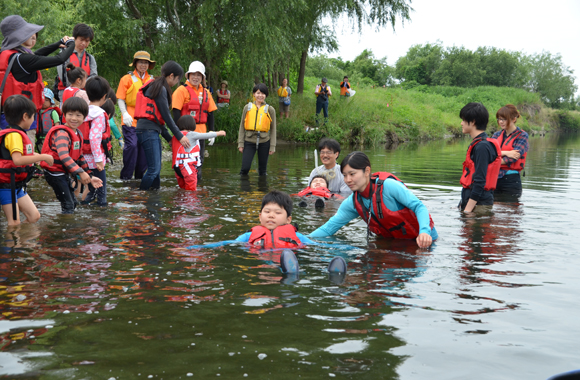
[330,0,580,87]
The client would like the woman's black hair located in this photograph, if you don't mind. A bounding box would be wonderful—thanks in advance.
[340,151,371,174]
[146,61,184,108]
[310,175,328,188]
[66,62,87,85]
[62,96,89,118]
[252,83,269,97]
[176,115,196,131]
[101,99,115,118]
[85,76,111,102]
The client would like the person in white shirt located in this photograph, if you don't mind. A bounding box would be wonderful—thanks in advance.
[307,138,350,194]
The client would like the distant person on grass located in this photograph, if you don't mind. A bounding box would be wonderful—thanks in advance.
[314,77,332,128]
[277,78,291,119]
[340,76,351,98]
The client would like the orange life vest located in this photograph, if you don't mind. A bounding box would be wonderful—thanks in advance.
[460,136,501,190]
[180,85,210,124]
[0,128,34,185]
[134,80,165,125]
[61,87,80,105]
[353,172,435,240]
[296,186,333,199]
[0,50,44,110]
[248,224,302,249]
[40,125,82,173]
[58,52,91,90]
[495,129,527,172]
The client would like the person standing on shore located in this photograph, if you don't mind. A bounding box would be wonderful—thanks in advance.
[277,78,291,119]
[216,80,230,109]
[314,77,331,128]
[116,51,155,180]
[339,76,351,98]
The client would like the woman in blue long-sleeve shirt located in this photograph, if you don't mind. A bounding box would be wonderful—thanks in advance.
[309,152,437,248]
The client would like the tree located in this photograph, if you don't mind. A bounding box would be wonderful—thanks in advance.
[527,52,577,108]
[395,42,443,85]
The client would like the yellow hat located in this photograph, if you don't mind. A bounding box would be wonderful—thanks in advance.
[130,51,156,70]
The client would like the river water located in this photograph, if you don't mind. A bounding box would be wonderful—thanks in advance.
[1,133,579,379]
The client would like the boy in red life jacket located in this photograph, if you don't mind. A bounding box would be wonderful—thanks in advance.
[294,175,344,208]
[459,102,501,212]
[41,97,102,214]
[172,115,225,191]
[0,96,54,225]
[36,88,62,152]
[80,76,111,207]
[235,190,314,249]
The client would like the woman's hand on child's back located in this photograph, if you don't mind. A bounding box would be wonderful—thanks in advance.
[179,136,191,149]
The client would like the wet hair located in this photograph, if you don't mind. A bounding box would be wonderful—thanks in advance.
[72,23,94,41]
[85,76,110,102]
[65,62,87,85]
[459,102,489,131]
[101,99,115,118]
[146,61,184,108]
[340,151,371,174]
[496,104,520,124]
[310,175,328,188]
[261,190,293,217]
[177,115,196,131]
[3,95,36,125]
[252,83,269,97]
[318,138,340,154]
[62,97,89,118]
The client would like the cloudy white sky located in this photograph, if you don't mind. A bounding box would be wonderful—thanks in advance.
[330,0,580,87]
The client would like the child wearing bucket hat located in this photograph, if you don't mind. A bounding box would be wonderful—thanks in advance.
[0,15,75,130]
[36,88,62,152]
[171,61,217,181]
[116,51,155,180]
[216,80,230,109]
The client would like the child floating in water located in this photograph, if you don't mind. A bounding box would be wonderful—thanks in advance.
[294,175,344,208]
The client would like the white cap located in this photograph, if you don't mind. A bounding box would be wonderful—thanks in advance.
[185,61,205,79]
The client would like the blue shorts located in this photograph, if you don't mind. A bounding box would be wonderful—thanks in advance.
[0,188,27,205]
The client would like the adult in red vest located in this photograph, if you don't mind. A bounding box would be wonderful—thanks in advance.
[492,104,529,197]
[459,102,501,212]
[309,152,437,248]
[55,24,96,101]
[0,15,74,130]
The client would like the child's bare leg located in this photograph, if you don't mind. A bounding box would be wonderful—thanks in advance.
[17,195,40,223]
[2,202,21,226]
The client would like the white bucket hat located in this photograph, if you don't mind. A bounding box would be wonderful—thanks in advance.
[185,61,205,79]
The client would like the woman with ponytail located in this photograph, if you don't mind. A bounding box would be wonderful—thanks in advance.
[134,61,190,190]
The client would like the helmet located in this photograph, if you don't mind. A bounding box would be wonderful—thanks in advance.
[185,61,205,79]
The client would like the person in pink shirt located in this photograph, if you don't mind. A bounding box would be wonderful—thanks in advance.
[80,76,111,206]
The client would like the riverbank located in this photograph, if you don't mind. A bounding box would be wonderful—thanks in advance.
[214,77,580,147]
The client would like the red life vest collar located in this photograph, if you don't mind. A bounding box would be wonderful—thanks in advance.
[248,224,302,249]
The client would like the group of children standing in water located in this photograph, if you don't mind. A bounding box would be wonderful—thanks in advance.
[0,15,529,256]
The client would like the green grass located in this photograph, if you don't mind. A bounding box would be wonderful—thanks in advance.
[214,77,570,146]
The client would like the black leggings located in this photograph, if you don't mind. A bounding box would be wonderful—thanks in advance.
[240,140,270,176]
[494,173,522,197]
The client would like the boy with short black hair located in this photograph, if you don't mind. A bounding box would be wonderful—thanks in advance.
[459,102,501,212]
[56,23,97,100]
[235,190,314,248]
[41,97,103,214]
[0,95,54,225]
[81,76,111,206]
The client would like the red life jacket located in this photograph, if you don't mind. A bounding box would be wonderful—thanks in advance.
[0,50,44,110]
[353,172,435,240]
[0,128,35,186]
[37,107,62,137]
[172,131,201,175]
[180,85,210,124]
[78,110,112,158]
[58,52,91,90]
[460,136,501,190]
[40,125,82,173]
[134,80,165,125]
[61,87,80,105]
[248,224,302,249]
[217,89,229,104]
[496,129,527,171]
[296,186,332,199]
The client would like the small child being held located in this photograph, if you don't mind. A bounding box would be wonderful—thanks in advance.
[81,76,112,206]
[0,95,54,225]
[41,97,103,214]
[36,88,62,152]
[172,115,225,191]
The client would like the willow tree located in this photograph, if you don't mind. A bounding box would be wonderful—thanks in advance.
[295,0,412,94]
